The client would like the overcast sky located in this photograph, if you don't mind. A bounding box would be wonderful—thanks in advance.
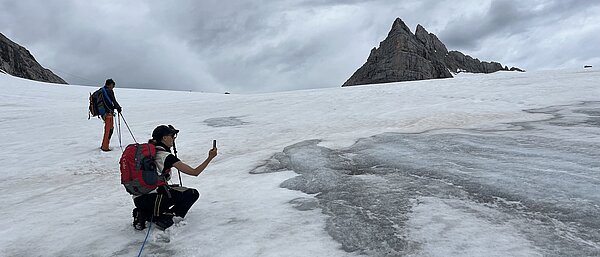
[1,0,598,93]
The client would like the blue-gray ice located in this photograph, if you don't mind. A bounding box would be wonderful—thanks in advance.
[253,102,600,256]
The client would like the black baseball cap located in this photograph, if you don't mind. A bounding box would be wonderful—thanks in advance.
[152,125,179,140]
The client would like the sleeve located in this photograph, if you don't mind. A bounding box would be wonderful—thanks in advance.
[163,154,181,170]
[108,89,121,109]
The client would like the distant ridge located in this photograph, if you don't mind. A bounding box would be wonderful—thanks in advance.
[0,33,67,84]
[343,18,522,87]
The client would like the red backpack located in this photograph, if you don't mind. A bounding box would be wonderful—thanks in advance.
[119,143,168,195]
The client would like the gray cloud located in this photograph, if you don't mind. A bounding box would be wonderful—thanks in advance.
[1,0,598,92]
[436,0,600,69]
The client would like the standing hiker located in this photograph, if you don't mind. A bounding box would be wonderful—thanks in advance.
[128,125,218,230]
[99,78,121,151]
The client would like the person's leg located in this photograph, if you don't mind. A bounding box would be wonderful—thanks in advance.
[133,192,178,230]
[167,187,200,218]
[132,194,157,230]
[134,192,174,217]
[101,113,114,151]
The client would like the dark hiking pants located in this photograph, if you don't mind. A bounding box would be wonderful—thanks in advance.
[133,186,200,218]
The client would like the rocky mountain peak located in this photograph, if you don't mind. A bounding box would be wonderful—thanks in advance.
[389,18,413,36]
[0,33,67,84]
[415,24,448,55]
[414,24,428,38]
[343,18,522,87]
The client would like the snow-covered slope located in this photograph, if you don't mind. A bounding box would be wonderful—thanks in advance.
[1,69,599,256]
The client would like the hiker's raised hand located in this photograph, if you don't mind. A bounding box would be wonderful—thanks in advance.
[208,147,218,159]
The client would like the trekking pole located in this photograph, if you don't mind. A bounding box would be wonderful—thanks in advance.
[173,140,183,187]
[117,113,123,152]
[119,112,138,143]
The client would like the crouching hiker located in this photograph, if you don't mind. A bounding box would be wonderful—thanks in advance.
[119,125,217,230]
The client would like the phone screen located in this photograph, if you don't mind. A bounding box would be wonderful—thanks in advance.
[213,140,217,148]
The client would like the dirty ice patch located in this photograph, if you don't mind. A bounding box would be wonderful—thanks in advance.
[204,116,249,127]
[255,102,600,256]
[406,197,542,257]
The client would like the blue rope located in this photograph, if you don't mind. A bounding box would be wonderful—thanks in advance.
[137,217,153,257]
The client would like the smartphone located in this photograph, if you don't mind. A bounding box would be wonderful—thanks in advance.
[213,140,217,149]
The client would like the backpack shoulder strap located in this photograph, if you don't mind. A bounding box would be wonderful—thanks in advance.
[101,87,114,107]
[134,144,143,170]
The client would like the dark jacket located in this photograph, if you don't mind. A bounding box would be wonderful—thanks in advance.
[102,86,121,112]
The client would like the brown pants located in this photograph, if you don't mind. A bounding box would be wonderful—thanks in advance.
[101,113,114,150]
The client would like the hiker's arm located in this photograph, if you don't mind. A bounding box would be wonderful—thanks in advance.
[173,148,217,176]
[108,89,122,111]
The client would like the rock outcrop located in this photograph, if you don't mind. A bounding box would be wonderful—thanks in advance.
[0,33,67,84]
[343,18,522,87]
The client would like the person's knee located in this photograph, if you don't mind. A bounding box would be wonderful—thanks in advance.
[185,188,200,202]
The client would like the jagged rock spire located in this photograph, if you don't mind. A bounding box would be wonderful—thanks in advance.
[343,18,520,87]
[389,18,412,36]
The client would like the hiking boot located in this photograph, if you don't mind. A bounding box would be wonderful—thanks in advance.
[132,208,148,230]
[153,213,174,230]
